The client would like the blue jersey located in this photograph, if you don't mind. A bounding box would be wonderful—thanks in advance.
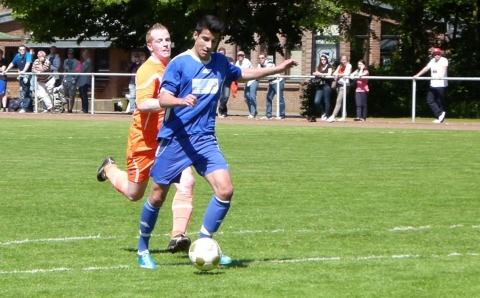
[12,53,32,71]
[158,51,241,139]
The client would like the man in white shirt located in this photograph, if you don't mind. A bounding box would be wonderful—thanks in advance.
[258,54,286,120]
[235,51,258,118]
[414,48,448,123]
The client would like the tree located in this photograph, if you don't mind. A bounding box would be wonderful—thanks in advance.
[0,0,360,53]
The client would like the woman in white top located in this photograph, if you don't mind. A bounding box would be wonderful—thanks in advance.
[328,56,352,122]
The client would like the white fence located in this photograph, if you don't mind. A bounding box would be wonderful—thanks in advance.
[274,75,479,123]
[6,72,477,122]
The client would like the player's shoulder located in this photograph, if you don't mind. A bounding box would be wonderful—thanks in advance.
[170,50,194,64]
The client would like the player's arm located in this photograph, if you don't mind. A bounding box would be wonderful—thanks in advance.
[136,98,164,112]
[238,59,298,81]
[414,65,431,78]
[158,91,197,108]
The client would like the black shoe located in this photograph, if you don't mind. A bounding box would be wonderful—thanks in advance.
[167,234,191,254]
[354,118,361,121]
[96,157,115,182]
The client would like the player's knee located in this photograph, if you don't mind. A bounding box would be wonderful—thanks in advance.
[216,185,234,201]
[125,192,144,202]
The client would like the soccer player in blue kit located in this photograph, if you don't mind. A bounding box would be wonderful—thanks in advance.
[136,15,298,269]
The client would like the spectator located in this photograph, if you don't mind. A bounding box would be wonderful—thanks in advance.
[259,54,286,120]
[217,47,230,118]
[126,52,143,114]
[235,51,258,119]
[311,54,333,122]
[63,48,78,113]
[327,55,352,123]
[29,48,36,98]
[350,60,369,121]
[0,49,7,112]
[46,46,61,87]
[413,48,448,123]
[2,45,33,113]
[31,50,55,113]
[77,49,93,114]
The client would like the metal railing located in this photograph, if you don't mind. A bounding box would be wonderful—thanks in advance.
[5,72,475,122]
[4,72,134,115]
[272,75,474,123]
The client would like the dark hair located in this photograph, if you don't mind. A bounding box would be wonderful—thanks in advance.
[357,60,368,70]
[217,47,226,53]
[0,49,3,55]
[195,15,225,35]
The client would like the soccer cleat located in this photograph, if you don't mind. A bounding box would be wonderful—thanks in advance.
[96,156,115,182]
[219,254,232,265]
[167,234,191,254]
[137,251,157,269]
[438,111,446,123]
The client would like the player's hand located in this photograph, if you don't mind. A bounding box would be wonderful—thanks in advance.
[181,94,197,107]
[279,59,299,70]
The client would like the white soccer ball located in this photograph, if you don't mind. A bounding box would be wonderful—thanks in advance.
[188,238,222,271]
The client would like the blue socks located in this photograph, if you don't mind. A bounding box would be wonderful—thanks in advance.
[137,199,161,253]
[199,195,230,238]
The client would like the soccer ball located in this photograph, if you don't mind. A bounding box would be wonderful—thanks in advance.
[188,238,222,271]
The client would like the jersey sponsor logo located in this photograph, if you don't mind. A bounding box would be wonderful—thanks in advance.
[192,78,219,94]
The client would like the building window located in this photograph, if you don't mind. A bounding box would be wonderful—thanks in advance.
[380,22,400,68]
[95,48,110,87]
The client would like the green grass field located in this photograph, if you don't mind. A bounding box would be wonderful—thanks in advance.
[1,118,479,297]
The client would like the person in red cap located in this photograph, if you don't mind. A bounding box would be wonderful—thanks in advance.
[413,48,448,123]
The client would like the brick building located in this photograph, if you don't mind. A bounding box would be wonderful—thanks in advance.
[0,7,397,114]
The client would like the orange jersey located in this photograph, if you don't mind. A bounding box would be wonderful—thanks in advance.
[126,58,167,183]
[130,58,166,149]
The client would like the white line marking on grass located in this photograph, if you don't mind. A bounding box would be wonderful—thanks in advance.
[450,225,464,228]
[0,265,130,275]
[0,235,116,246]
[271,257,341,263]
[1,253,479,275]
[390,225,431,231]
[82,265,129,271]
[0,268,70,274]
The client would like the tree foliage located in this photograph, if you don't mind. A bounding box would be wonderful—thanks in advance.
[0,0,358,53]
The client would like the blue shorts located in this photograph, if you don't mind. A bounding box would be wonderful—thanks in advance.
[0,80,6,94]
[150,135,229,185]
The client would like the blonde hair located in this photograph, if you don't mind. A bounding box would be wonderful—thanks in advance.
[37,50,46,57]
[146,23,168,44]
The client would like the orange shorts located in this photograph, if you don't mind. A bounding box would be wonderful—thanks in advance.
[126,128,158,183]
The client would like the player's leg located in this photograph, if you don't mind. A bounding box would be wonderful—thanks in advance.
[192,135,234,264]
[202,169,233,264]
[97,132,154,201]
[137,181,170,269]
[168,166,195,253]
